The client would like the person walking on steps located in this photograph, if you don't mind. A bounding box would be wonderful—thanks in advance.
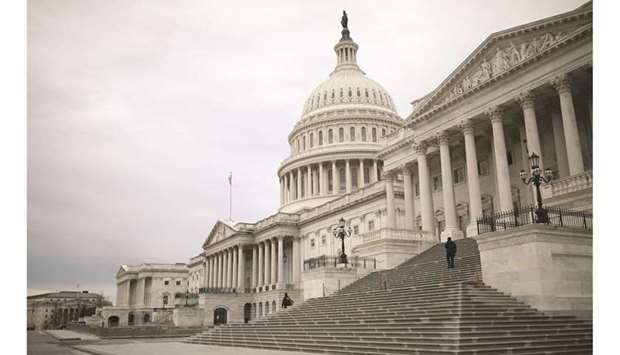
[445,237,457,269]
[282,293,294,309]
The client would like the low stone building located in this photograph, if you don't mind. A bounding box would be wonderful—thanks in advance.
[27,291,107,330]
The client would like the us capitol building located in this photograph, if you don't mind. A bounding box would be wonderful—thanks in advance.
[104,3,592,328]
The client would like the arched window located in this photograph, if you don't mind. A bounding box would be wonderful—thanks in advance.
[350,127,356,141]
[318,131,323,146]
[328,129,333,144]
[309,133,314,148]
[338,127,344,143]
[361,127,367,141]
[381,128,386,137]
[372,127,377,142]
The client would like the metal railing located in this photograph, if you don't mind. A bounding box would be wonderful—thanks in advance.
[303,255,377,271]
[476,205,592,234]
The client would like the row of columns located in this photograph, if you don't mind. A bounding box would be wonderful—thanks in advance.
[204,237,302,292]
[280,159,380,204]
[383,74,585,239]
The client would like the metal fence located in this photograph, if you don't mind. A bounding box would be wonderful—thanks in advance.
[476,205,592,234]
[303,255,377,271]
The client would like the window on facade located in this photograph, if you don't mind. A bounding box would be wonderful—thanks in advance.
[318,131,323,146]
[507,151,513,165]
[296,139,300,153]
[381,128,386,137]
[309,133,314,148]
[328,129,333,144]
[478,159,489,176]
[303,136,306,150]
[350,127,356,141]
[368,220,375,231]
[163,295,168,306]
[414,182,420,197]
[372,128,377,142]
[310,238,315,247]
[176,280,181,286]
[321,235,326,245]
[164,280,169,286]
[353,225,359,235]
[432,176,442,191]
[453,167,465,184]
[339,127,344,142]
[361,127,367,141]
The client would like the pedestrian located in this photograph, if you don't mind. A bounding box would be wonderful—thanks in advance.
[445,237,457,269]
[282,293,294,309]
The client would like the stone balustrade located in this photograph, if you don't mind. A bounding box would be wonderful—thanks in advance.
[541,170,592,200]
[360,228,434,244]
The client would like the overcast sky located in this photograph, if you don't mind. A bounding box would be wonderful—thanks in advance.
[27,0,585,302]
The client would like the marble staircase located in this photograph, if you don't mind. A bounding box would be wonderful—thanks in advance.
[185,238,592,354]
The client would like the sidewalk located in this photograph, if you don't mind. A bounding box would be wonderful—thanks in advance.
[47,329,100,341]
[74,342,316,355]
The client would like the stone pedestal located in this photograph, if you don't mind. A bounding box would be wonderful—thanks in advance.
[474,224,591,318]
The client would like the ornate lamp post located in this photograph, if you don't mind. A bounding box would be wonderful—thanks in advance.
[520,153,553,223]
[333,217,352,265]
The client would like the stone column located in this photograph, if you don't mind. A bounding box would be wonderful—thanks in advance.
[345,160,352,193]
[488,107,514,211]
[217,252,222,288]
[318,163,324,196]
[252,246,257,288]
[297,168,302,200]
[438,132,463,241]
[279,177,284,205]
[359,159,365,188]
[517,91,544,169]
[551,74,584,175]
[223,250,229,288]
[332,161,340,194]
[210,256,215,288]
[270,238,277,288]
[306,166,311,197]
[462,120,483,236]
[287,173,292,203]
[312,167,318,196]
[372,159,379,182]
[385,174,396,229]
[415,143,434,233]
[204,257,209,290]
[293,238,300,285]
[551,104,569,178]
[402,165,415,230]
[277,237,284,288]
[232,247,238,289]
[264,241,271,287]
[258,243,264,288]
[238,246,245,291]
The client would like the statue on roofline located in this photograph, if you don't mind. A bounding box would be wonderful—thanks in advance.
[341,10,348,29]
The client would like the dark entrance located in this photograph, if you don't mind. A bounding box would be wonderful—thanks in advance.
[128,312,135,326]
[213,308,227,325]
[143,313,150,323]
[108,316,119,327]
[243,303,252,323]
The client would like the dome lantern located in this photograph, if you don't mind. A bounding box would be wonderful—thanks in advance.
[333,10,361,73]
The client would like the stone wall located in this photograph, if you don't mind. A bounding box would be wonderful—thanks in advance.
[474,224,592,318]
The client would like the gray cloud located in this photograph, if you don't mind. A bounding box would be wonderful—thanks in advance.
[28,0,584,302]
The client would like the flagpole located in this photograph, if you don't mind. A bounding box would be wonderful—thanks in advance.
[228,172,232,221]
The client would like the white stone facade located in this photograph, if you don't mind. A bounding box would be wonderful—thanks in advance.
[111,3,592,327]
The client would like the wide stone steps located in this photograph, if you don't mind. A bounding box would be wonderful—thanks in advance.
[186,238,592,354]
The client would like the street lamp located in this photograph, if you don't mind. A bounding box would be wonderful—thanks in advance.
[520,153,553,223]
[333,217,352,265]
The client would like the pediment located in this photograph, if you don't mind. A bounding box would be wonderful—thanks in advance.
[410,3,592,120]
[202,220,238,249]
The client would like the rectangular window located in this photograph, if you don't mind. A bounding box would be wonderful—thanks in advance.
[372,128,377,142]
[477,159,489,176]
[321,235,326,245]
[328,129,333,144]
[361,127,367,141]
[164,280,169,286]
[433,176,442,191]
[381,128,386,137]
[309,133,314,148]
[353,225,359,235]
[176,280,181,286]
[310,238,315,247]
[453,167,465,184]
[350,127,356,141]
[303,136,306,150]
[414,182,419,196]
[339,128,344,142]
[318,131,323,146]
[368,220,375,231]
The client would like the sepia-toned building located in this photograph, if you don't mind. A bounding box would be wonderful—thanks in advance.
[108,2,592,327]
[27,291,106,330]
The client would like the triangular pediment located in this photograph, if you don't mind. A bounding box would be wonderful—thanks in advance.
[202,220,238,249]
[409,2,592,120]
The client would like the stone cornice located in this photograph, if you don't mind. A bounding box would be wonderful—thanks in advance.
[405,6,591,127]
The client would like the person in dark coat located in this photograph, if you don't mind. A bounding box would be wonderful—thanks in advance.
[282,293,294,309]
[445,237,457,269]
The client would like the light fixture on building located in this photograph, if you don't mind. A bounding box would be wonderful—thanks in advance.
[520,153,553,223]
[333,217,352,265]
